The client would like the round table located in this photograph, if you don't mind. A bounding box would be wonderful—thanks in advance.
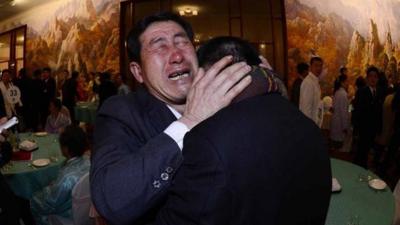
[74,102,98,124]
[2,133,66,199]
[326,158,395,225]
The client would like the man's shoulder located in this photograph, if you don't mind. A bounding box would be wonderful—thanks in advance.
[99,91,142,112]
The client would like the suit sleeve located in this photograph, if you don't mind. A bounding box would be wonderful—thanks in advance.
[155,131,230,225]
[90,98,183,225]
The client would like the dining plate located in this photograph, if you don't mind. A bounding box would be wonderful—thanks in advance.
[32,158,50,167]
[368,178,387,190]
[34,132,48,137]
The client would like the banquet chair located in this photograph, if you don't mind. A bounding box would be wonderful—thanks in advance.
[49,173,94,225]
[393,179,400,225]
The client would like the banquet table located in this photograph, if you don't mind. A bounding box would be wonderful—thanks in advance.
[326,158,395,225]
[2,133,66,199]
[74,101,98,124]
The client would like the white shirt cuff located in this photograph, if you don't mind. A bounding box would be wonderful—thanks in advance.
[164,121,190,150]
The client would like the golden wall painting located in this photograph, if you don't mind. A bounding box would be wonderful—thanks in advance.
[0,0,119,74]
[285,0,400,96]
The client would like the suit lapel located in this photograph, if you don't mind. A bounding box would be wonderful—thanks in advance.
[136,88,177,134]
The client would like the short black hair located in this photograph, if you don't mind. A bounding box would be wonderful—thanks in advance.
[1,69,11,75]
[33,69,42,78]
[296,62,309,74]
[126,12,194,63]
[197,36,261,68]
[71,71,79,79]
[310,57,323,65]
[42,67,51,73]
[334,74,347,92]
[366,66,379,76]
[59,125,87,157]
[340,67,347,75]
[50,98,62,110]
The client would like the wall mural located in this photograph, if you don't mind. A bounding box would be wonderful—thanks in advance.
[0,0,119,74]
[285,0,400,96]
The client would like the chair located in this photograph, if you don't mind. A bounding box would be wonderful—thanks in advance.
[49,173,93,225]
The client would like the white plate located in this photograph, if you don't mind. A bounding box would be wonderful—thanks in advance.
[332,178,342,192]
[368,178,387,190]
[34,132,48,137]
[32,158,50,167]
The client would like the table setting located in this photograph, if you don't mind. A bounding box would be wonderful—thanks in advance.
[2,132,65,199]
[326,158,395,225]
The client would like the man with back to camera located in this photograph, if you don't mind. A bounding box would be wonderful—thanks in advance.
[300,57,324,127]
[90,12,255,225]
[155,36,332,225]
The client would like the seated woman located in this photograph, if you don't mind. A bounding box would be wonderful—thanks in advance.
[30,125,90,225]
[45,98,71,134]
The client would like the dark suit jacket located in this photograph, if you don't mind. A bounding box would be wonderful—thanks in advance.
[156,94,332,225]
[291,77,303,107]
[91,88,183,225]
[43,77,56,101]
[352,86,383,135]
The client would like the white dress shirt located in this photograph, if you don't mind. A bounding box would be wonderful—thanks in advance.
[299,72,323,127]
[163,105,190,150]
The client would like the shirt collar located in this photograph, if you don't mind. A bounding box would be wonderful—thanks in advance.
[166,105,182,119]
[308,72,319,82]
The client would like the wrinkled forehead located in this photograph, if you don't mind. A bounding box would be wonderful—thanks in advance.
[140,21,188,45]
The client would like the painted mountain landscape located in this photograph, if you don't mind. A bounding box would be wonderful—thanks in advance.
[24,0,119,73]
[286,0,400,95]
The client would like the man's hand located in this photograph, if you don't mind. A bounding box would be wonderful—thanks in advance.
[179,56,252,129]
[258,55,273,70]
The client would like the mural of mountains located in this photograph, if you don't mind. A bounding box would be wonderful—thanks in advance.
[286,0,400,95]
[26,0,119,74]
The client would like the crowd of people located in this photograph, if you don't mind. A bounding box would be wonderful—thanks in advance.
[292,59,400,179]
[1,10,399,225]
[0,68,130,134]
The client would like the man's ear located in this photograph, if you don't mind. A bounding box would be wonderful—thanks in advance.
[129,61,144,83]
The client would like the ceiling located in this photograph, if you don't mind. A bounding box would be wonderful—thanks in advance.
[0,0,55,22]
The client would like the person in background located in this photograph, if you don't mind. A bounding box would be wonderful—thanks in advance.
[31,125,90,225]
[353,66,384,168]
[15,68,34,131]
[380,87,400,175]
[40,67,56,128]
[76,74,89,102]
[0,117,35,225]
[62,71,79,123]
[299,57,324,127]
[291,62,309,107]
[56,70,69,98]
[31,69,45,131]
[0,69,23,118]
[330,74,350,149]
[97,71,117,109]
[86,72,96,102]
[115,73,131,95]
[45,98,71,134]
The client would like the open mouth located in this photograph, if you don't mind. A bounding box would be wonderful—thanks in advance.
[168,70,191,81]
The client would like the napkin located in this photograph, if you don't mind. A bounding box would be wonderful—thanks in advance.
[19,140,38,151]
[332,178,342,192]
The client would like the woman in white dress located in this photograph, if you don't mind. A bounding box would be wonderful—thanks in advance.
[330,74,350,149]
